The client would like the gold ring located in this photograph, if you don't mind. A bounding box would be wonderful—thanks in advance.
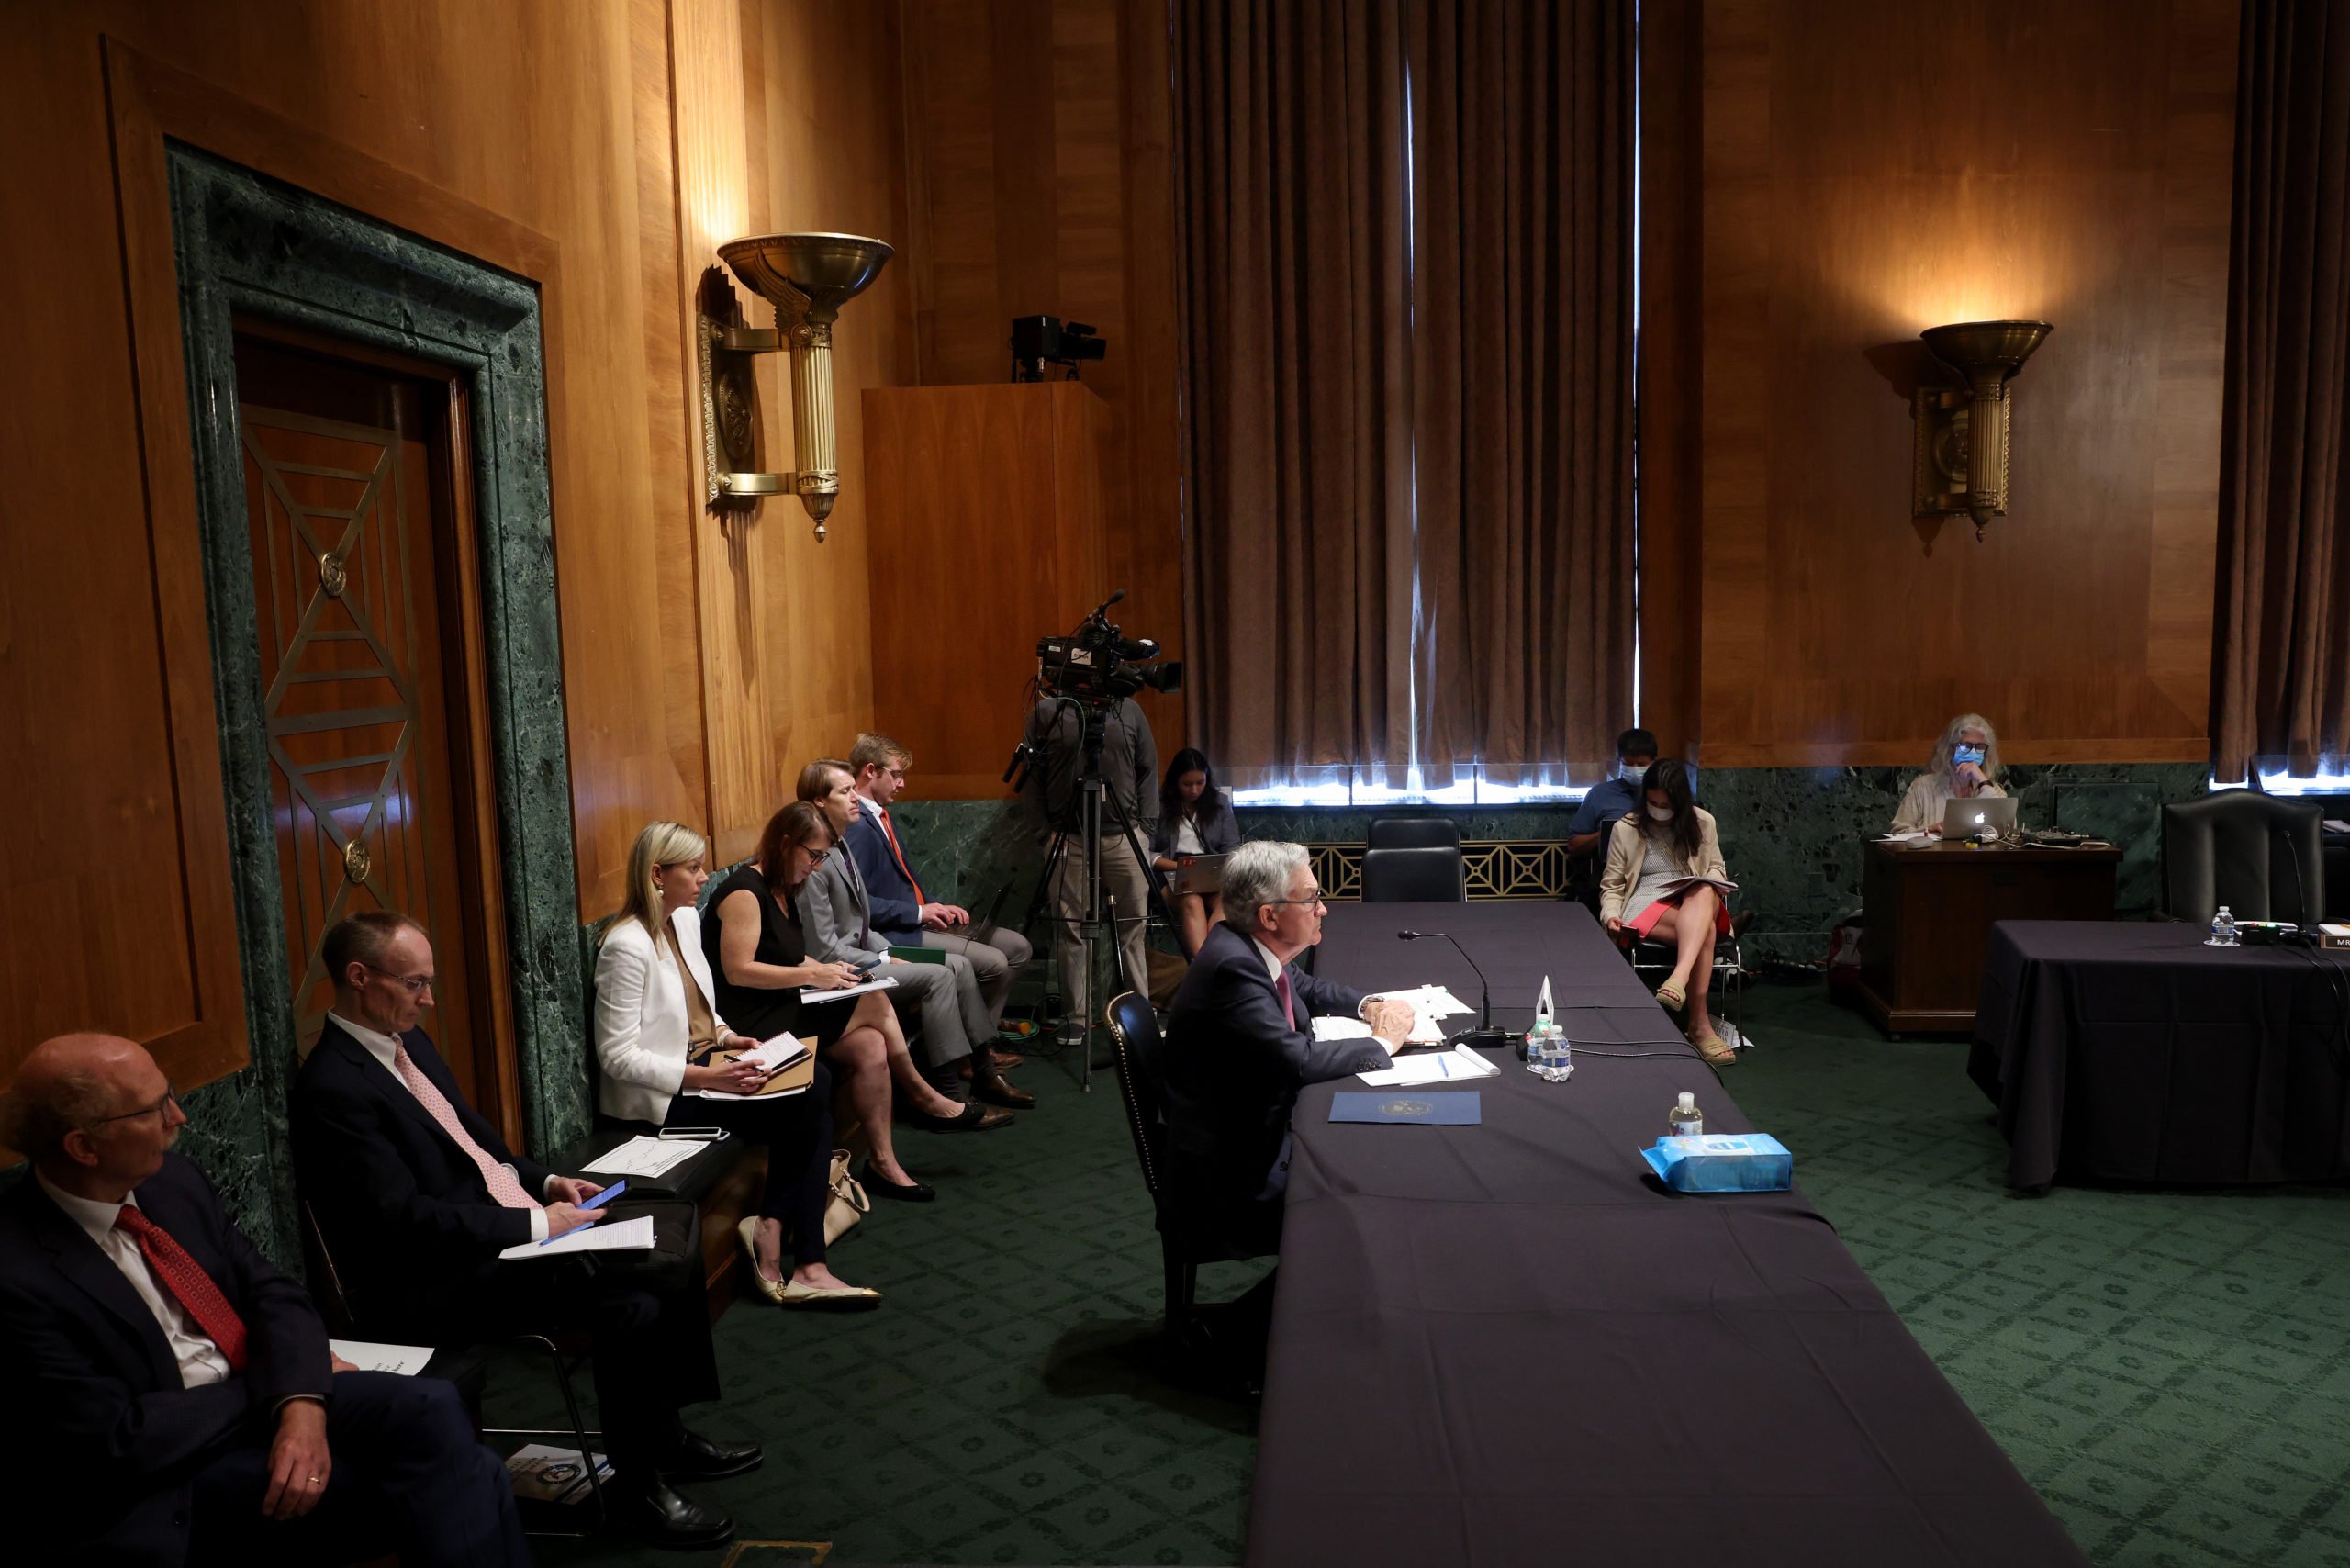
[307,1474,321,1484]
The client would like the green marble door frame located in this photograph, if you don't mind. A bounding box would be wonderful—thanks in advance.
[168,144,584,1254]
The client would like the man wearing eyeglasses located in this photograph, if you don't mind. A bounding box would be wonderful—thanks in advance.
[0,1031,529,1566]
[291,910,756,1551]
[1158,843,1415,1383]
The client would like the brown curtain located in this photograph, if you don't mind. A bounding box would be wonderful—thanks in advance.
[1410,0,1636,788]
[1175,0,1416,790]
[2214,0,2350,782]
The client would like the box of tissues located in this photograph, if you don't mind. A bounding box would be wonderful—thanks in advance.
[1640,1133,1793,1193]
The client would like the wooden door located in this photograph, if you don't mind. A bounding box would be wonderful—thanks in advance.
[231,331,517,1139]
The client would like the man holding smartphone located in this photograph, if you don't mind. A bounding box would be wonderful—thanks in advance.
[795,759,1033,1110]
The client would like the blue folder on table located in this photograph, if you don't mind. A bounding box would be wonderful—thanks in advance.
[1329,1091,1482,1126]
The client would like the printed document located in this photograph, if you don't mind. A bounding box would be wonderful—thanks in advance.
[498,1214,659,1260]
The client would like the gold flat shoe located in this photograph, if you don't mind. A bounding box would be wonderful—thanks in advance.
[736,1217,789,1305]
[776,1277,883,1310]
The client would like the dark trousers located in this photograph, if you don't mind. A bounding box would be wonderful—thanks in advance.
[665,1058,834,1267]
[187,1371,529,1568]
[442,1197,722,1474]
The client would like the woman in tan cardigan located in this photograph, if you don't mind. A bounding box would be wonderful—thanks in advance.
[1599,761,1736,1066]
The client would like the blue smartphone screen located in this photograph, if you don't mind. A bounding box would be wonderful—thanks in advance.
[579,1180,626,1211]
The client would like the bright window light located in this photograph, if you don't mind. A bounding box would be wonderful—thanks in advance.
[2221,767,2350,795]
[1232,768,1591,807]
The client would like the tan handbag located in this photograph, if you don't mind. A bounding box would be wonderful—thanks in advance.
[822,1148,867,1244]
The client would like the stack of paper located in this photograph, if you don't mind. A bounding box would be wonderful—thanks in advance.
[1357,1045,1501,1086]
[498,1214,659,1260]
[580,1135,702,1180]
[328,1339,435,1376]
[1367,984,1472,1044]
[800,974,899,1004]
[507,1443,612,1504]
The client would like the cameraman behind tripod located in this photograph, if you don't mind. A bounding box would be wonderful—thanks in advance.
[1020,689,1158,1040]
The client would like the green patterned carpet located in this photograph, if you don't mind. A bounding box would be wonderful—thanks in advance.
[524,986,2350,1567]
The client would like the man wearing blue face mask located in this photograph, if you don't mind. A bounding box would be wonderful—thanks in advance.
[1890,713,2008,835]
[1569,729,1661,858]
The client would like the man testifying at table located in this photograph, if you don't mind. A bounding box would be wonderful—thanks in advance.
[292,910,758,1551]
[0,1032,528,1567]
[1162,844,1415,1328]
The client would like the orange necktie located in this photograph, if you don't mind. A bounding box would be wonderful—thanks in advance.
[878,808,925,905]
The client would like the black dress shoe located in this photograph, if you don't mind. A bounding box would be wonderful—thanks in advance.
[907,1101,1015,1132]
[857,1159,935,1202]
[615,1477,734,1551]
[970,1071,1035,1110]
[657,1428,764,1480]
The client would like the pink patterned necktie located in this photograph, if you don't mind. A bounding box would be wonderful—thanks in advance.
[392,1046,542,1211]
[1275,969,1296,1030]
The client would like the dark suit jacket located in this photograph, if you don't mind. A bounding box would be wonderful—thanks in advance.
[291,1018,556,1331]
[0,1153,330,1568]
[1159,921,1386,1249]
[845,806,926,940]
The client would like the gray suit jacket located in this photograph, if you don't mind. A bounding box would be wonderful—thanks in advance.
[800,846,890,963]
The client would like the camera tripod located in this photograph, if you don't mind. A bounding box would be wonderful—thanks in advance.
[1013,696,1175,1092]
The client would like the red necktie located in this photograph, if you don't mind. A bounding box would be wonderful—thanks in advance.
[1276,969,1296,1030]
[114,1205,248,1372]
[878,809,926,905]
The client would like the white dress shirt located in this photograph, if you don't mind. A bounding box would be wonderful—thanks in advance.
[326,1011,557,1240]
[36,1172,233,1390]
[1252,938,1377,1027]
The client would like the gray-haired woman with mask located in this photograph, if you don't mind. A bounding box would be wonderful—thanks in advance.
[1890,713,2007,835]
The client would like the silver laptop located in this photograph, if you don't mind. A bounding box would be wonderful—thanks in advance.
[1169,852,1229,895]
[1942,797,2019,838]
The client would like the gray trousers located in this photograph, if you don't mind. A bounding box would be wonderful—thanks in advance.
[887,953,995,1083]
[1049,833,1151,1023]
[918,924,1034,1025]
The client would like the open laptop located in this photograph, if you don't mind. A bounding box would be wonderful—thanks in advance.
[1942,797,2019,838]
[1169,852,1230,896]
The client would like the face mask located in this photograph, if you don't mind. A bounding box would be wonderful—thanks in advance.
[1617,762,1645,783]
[1953,744,1986,767]
[1646,803,1674,823]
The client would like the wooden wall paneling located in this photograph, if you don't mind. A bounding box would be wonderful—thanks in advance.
[1695,0,2232,767]
[904,0,1004,386]
[750,0,918,797]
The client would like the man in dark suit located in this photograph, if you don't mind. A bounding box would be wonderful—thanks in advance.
[0,1031,528,1567]
[1161,841,1416,1259]
[290,909,757,1551]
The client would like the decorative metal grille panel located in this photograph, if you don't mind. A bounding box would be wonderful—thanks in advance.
[1307,841,1571,901]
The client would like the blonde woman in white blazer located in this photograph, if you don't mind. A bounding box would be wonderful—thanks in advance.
[1597,761,1737,1068]
[595,821,878,1308]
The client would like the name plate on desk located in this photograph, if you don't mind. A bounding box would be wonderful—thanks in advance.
[1329,1091,1481,1126]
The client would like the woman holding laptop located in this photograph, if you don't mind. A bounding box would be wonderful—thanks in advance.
[1600,762,1738,1067]
[596,818,878,1308]
[1152,747,1241,956]
[1889,713,2008,835]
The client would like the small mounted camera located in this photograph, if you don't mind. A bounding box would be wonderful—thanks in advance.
[1011,315,1108,382]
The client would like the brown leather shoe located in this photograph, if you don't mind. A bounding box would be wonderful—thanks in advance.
[957,1052,1029,1076]
[971,1071,1035,1110]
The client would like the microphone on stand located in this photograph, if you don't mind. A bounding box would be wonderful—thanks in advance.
[1397,930,1515,1049]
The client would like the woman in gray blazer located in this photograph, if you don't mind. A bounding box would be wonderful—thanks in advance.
[1151,748,1242,957]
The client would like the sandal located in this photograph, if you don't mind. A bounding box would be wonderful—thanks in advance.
[1692,1032,1736,1067]
[1655,980,1687,1012]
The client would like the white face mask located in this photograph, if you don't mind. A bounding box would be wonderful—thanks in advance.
[1617,762,1645,783]
[1646,803,1674,823]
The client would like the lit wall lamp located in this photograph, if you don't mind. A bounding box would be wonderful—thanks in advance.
[699,232,893,542]
[1912,319,2053,540]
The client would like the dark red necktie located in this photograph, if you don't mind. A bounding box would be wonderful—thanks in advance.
[114,1205,248,1372]
[1276,969,1296,1030]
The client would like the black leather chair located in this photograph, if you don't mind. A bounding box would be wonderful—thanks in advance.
[1103,989,1256,1347]
[2160,793,2325,924]
[1360,845,1466,902]
[1367,816,1461,851]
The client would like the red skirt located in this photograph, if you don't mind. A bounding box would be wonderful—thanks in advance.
[1625,886,1731,940]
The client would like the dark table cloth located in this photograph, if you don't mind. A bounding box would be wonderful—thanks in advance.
[1248,902,2087,1567]
[1969,920,2350,1191]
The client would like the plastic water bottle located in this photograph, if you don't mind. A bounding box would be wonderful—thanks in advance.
[2208,904,2238,948]
[1524,1023,1548,1074]
[1668,1091,1703,1138]
[1543,1029,1574,1083]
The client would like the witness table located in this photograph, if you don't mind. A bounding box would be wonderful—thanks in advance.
[1248,902,2087,1568]
[1858,839,2120,1035]
[1969,921,2350,1191]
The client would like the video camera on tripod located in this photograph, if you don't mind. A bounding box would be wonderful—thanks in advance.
[1032,590,1183,704]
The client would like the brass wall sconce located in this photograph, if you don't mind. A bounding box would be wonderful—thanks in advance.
[699,232,893,542]
[1912,319,2053,540]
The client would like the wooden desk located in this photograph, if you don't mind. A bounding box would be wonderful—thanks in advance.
[1857,839,2120,1035]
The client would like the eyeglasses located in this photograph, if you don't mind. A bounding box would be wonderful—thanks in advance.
[97,1084,181,1125]
[364,966,436,996]
[1266,891,1328,908]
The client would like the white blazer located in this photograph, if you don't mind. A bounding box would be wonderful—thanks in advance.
[593,905,731,1125]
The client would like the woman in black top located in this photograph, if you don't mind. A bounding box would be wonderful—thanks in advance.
[1150,747,1242,957]
[707,801,998,1205]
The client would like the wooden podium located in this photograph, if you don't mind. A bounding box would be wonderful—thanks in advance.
[861,383,1117,797]
[1857,838,2120,1035]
